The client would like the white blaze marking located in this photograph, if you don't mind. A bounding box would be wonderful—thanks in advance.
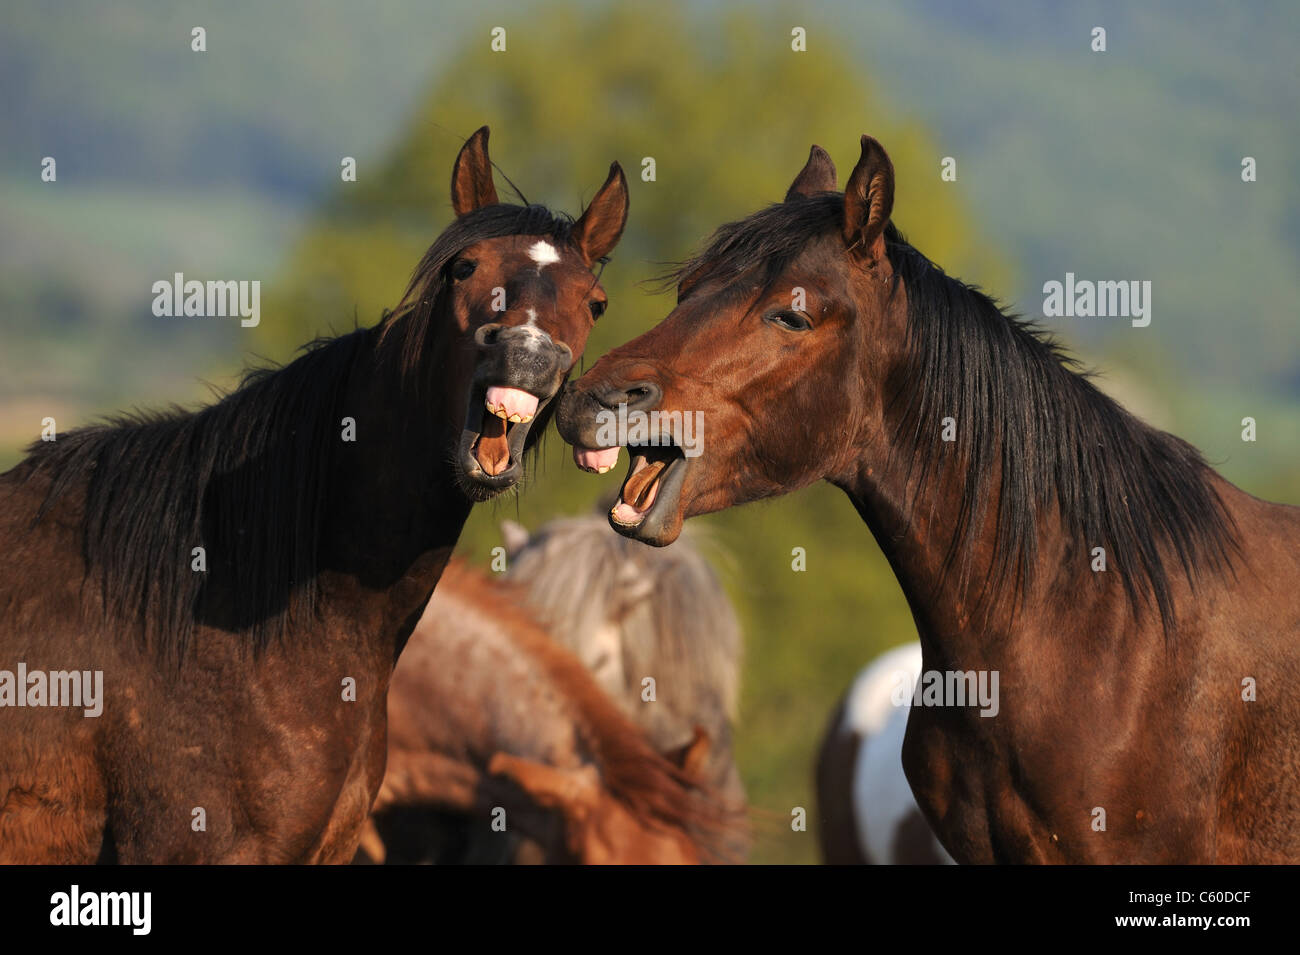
[516,322,548,349]
[527,241,560,267]
[526,307,538,326]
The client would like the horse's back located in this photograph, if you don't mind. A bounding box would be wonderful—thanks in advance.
[1203,485,1300,859]
[0,462,112,862]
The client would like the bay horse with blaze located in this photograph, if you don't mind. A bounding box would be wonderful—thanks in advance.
[0,126,628,862]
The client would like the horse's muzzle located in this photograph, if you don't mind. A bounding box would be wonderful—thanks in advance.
[456,324,573,499]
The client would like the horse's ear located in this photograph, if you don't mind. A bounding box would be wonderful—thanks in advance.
[571,163,629,266]
[489,753,599,820]
[500,519,530,559]
[451,126,499,217]
[785,145,837,200]
[842,135,894,267]
[668,726,712,781]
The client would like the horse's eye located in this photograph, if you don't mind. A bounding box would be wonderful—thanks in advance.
[451,259,477,281]
[589,300,607,320]
[766,310,812,332]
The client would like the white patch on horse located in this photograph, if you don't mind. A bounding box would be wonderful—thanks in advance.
[583,622,627,696]
[844,642,921,737]
[515,322,548,349]
[843,642,954,864]
[527,241,560,267]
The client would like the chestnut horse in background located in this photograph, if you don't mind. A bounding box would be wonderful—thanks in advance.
[558,135,1300,862]
[0,126,628,862]
[359,557,741,864]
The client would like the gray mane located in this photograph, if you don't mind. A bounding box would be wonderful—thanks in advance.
[504,514,743,765]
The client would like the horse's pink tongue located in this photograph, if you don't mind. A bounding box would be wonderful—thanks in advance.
[574,446,621,474]
[485,386,539,423]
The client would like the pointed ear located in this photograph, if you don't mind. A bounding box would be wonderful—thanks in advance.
[785,145,837,200]
[451,126,499,217]
[842,135,895,267]
[488,753,599,821]
[667,727,712,781]
[499,519,530,559]
[571,163,629,266]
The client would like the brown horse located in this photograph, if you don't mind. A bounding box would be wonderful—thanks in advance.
[557,136,1300,863]
[360,558,737,864]
[0,126,628,863]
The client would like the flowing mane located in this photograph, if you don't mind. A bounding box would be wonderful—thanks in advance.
[504,515,742,737]
[19,330,371,662]
[15,201,579,662]
[665,192,1238,631]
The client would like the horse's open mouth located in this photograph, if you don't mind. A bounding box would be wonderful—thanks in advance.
[458,385,550,500]
[609,444,688,536]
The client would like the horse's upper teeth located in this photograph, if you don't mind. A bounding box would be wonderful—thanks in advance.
[508,414,522,423]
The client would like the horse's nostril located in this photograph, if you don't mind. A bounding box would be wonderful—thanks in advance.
[475,324,503,347]
[596,380,661,412]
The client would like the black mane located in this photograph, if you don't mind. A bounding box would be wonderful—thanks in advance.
[667,192,1237,631]
[19,202,575,662]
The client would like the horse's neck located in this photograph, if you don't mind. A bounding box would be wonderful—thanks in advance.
[838,455,1081,667]
[314,322,471,650]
